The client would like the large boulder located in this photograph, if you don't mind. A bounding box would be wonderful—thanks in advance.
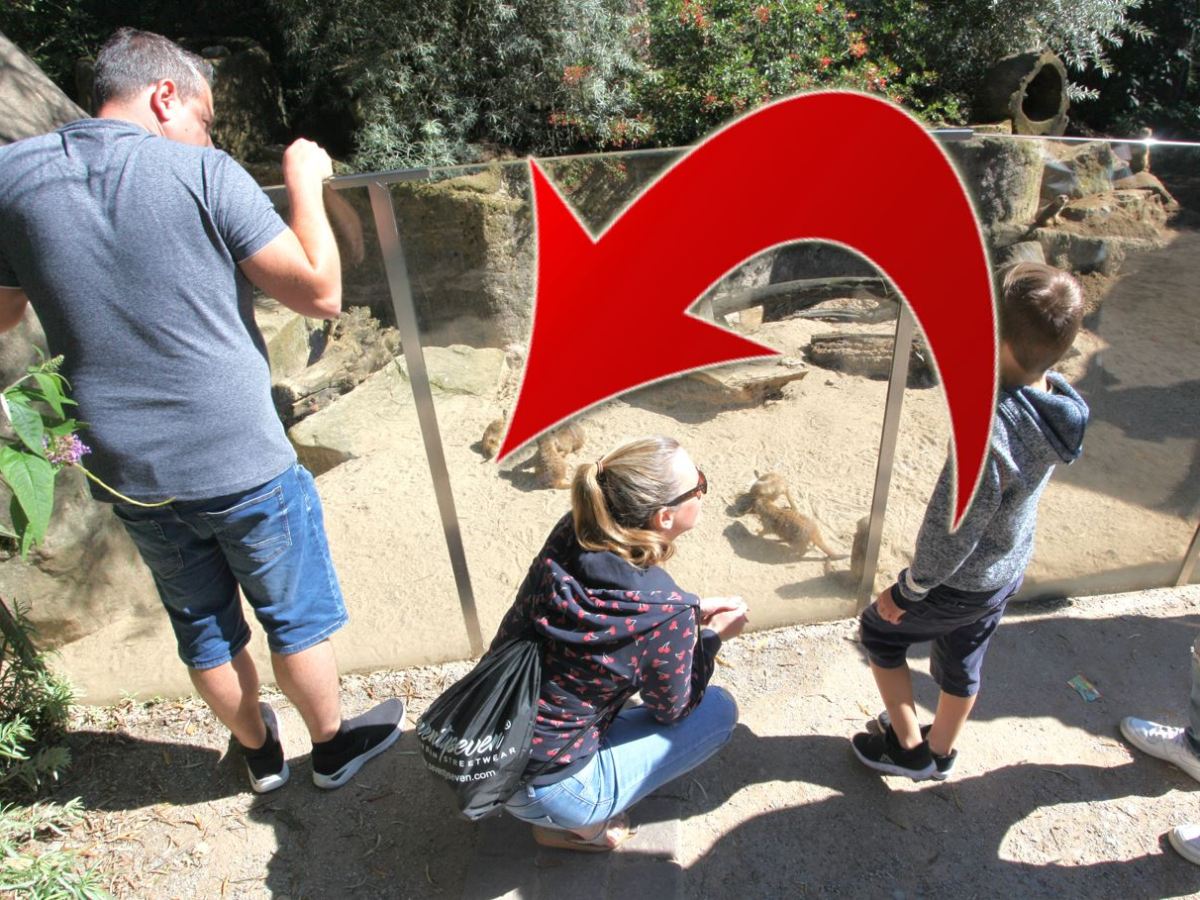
[944,135,1044,227]
[391,168,532,348]
[1041,142,1120,201]
[0,31,86,145]
[0,467,158,649]
[196,39,289,164]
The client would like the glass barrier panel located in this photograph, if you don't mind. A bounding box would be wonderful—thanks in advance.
[283,184,471,668]
[878,134,1200,601]
[379,149,890,642]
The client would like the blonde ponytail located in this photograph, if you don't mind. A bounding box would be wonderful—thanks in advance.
[571,436,685,568]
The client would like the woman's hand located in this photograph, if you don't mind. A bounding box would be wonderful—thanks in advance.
[700,596,744,621]
[702,597,748,640]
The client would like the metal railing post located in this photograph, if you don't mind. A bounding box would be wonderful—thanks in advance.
[856,304,916,610]
[366,181,485,656]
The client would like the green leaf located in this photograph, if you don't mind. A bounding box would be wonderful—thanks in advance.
[31,373,66,418]
[4,398,45,458]
[0,447,54,555]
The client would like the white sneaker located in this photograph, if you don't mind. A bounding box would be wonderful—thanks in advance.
[1169,824,1200,867]
[1120,717,1200,784]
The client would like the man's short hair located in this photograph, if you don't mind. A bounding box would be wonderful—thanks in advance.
[999,262,1085,375]
[93,28,213,109]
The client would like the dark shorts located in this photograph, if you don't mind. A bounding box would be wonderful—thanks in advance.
[113,463,348,670]
[859,577,1022,697]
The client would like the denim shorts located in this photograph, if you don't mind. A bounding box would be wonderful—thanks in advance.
[859,578,1022,697]
[113,463,348,669]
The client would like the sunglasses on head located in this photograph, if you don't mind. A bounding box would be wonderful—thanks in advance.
[664,469,707,508]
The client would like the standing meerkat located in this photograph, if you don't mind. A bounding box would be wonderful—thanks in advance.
[734,472,848,560]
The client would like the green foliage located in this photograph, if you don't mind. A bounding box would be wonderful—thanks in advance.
[0,799,108,899]
[1073,0,1200,139]
[267,0,647,169]
[859,0,1148,116]
[637,0,937,145]
[0,356,81,559]
[0,600,74,797]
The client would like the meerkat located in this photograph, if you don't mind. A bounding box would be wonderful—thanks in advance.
[1029,193,1070,232]
[735,471,848,560]
[480,413,506,458]
[850,514,871,586]
[531,423,586,489]
[1130,127,1152,174]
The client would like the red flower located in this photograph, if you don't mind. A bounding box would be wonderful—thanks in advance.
[755,5,770,23]
[819,56,832,70]
[815,1,824,11]
[850,39,868,58]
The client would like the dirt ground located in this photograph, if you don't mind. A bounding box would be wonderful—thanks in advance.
[44,584,1200,898]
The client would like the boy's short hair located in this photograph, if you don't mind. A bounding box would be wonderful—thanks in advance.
[93,28,213,109]
[998,262,1084,375]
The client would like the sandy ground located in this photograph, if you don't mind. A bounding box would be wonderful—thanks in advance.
[42,584,1200,898]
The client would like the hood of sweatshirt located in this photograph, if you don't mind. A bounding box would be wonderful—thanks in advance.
[997,371,1089,467]
[530,515,700,649]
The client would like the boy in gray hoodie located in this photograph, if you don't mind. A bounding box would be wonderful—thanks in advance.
[852,262,1090,781]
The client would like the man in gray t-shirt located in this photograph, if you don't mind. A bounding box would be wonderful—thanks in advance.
[0,28,402,793]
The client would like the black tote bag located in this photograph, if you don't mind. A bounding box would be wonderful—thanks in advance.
[416,636,542,820]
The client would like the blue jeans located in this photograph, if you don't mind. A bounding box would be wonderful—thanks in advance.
[504,686,738,830]
[112,463,347,670]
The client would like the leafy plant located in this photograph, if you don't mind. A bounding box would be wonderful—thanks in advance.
[0,356,82,559]
[1,354,170,559]
[0,601,74,797]
[0,799,108,899]
[635,0,944,147]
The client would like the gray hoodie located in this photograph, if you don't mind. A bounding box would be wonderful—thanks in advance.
[897,371,1089,601]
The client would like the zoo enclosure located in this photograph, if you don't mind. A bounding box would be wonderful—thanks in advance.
[314,129,1200,659]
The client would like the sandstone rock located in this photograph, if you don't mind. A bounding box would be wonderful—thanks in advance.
[395,345,508,398]
[0,33,86,145]
[0,306,48,389]
[0,467,157,648]
[1112,171,1179,209]
[687,357,808,405]
[944,135,1043,227]
[287,344,507,475]
[196,39,289,164]
[969,122,1014,135]
[391,167,532,348]
[1032,231,1164,276]
[1041,142,1119,201]
[255,299,322,380]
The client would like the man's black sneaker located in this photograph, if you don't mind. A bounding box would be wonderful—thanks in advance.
[870,711,957,780]
[851,725,937,781]
[312,698,405,789]
[243,703,289,794]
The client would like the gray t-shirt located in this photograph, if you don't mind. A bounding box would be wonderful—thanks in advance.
[0,118,294,502]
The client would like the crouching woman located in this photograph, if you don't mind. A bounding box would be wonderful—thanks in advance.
[497,436,746,851]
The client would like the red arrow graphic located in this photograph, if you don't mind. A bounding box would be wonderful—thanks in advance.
[498,91,996,528]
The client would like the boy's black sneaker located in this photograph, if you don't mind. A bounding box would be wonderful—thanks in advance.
[870,711,957,780]
[243,703,289,794]
[851,725,937,781]
[312,698,405,789]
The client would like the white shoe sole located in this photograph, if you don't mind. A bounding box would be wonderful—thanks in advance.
[312,722,403,790]
[851,742,937,781]
[1169,828,1200,867]
[249,761,290,794]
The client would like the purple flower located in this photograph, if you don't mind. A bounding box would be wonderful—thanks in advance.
[44,433,91,467]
